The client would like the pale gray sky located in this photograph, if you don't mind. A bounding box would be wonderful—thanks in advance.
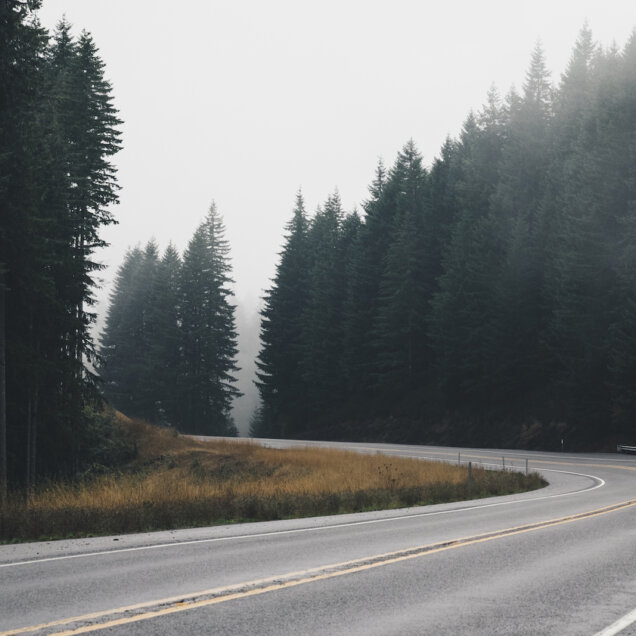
[37,0,636,432]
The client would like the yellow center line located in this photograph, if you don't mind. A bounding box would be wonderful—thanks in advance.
[5,499,636,636]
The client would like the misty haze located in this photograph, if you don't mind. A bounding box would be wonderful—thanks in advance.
[3,2,636,635]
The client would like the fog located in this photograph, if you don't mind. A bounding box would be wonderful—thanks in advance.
[36,0,636,433]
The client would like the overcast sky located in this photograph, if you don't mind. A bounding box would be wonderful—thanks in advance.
[36,0,636,431]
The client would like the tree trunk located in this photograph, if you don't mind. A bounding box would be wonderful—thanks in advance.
[26,395,32,490]
[25,314,39,491]
[0,279,7,507]
[31,379,38,488]
[25,385,38,491]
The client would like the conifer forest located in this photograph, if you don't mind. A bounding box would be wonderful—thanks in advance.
[99,205,240,437]
[254,29,636,451]
[3,0,636,495]
[1,4,122,491]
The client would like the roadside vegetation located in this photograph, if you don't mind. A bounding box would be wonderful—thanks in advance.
[0,416,545,542]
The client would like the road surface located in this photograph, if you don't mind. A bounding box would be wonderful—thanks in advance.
[1,442,636,635]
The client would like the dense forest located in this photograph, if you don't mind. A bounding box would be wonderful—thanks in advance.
[99,204,240,436]
[254,28,636,451]
[3,3,635,502]
[1,3,122,491]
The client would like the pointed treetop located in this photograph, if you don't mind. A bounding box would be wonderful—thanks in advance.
[322,190,343,225]
[400,138,419,160]
[505,84,521,114]
[326,188,341,206]
[286,190,308,237]
[367,158,386,202]
[461,110,479,140]
[143,239,159,259]
[77,29,103,65]
[162,242,181,264]
[523,41,552,109]
[479,85,505,129]
[560,23,595,89]
[51,15,75,63]
[294,189,306,215]
[435,135,457,164]
[622,26,636,63]
[393,139,424,177]
[205,200,231,253]
[54,15,73,37]
[575,21,595,59]
[205,200,224,234]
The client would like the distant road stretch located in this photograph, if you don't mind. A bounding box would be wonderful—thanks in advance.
[2,441,636,635]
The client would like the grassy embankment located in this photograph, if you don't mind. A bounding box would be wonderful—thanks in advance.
[0,416,546,542]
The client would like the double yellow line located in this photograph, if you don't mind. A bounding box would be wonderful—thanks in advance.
[3,499,636,636]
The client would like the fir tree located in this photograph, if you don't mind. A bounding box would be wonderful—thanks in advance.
[300,192,346,419]
[147,244,182,424]
[255,193,309,437]
[373,141,431,394]
[1,7,122,485]
[180,204,239,435]
[342,159,395,396]
[100,246,146,416]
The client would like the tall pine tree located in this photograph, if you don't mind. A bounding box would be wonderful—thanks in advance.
[180,204,240,435]
[255,193,309,437]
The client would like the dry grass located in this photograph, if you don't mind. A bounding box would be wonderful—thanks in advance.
[0,419,546,542]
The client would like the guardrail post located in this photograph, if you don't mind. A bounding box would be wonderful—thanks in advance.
[468,461,472,490]
[502,456,505,470]
[525,458,528,475]
[458,452,461,466]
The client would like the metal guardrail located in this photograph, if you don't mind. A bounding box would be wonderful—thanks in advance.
[617,444,636,454]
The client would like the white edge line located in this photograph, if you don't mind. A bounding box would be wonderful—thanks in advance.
[0,465,604,569]
[594,607,636,636]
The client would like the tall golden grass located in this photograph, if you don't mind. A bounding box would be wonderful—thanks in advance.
[0,420,545,541]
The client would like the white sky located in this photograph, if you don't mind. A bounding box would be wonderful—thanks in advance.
[36,0,636,432]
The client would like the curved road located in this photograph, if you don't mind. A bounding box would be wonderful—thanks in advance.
[2,442,636,635]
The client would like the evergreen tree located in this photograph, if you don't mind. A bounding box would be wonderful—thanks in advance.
[342,159,396,396]
[255,193,309,437]
[491,44,553,404]
[338,209,363,395]
[147,244,182,424]
[543,34,636,439]
[1,7,122,485]
[429,108,506,417]
[180,204,239,435]
[47,21,122,380]
[373,141,431,394]
[300,192,346,420]
[1,0,49,488]
[100,246,145,415]
[255,29,636,449]
[608,202,636,436]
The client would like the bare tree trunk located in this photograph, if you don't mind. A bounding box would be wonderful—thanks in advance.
[25,316,39,492]
[25,392,38,490]
[0,280,7,508]
[30,379,38,488]
[26,396,31,490]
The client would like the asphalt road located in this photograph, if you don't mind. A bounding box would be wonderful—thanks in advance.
[2,442,636,635]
